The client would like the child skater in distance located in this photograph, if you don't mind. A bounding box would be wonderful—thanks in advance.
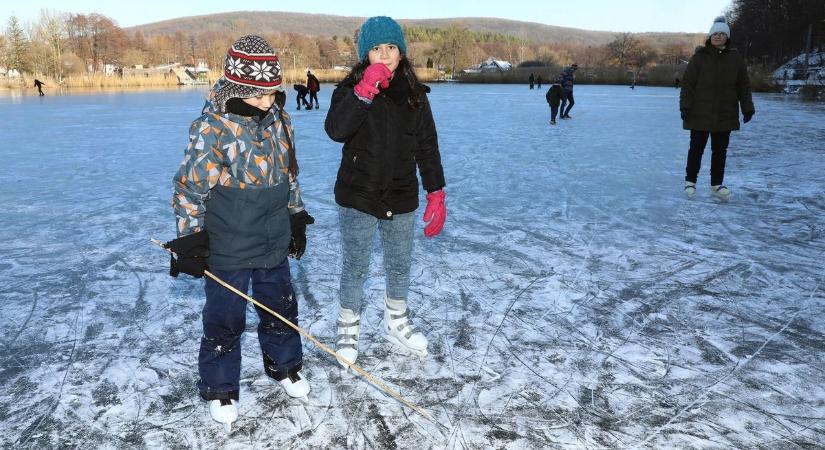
[324,16,447,367]
[545,77,563,125]
[167,35,315,431]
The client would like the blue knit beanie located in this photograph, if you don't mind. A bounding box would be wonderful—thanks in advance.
[357,16,407,61]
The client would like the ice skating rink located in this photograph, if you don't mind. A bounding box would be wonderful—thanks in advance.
[1,84,823,448]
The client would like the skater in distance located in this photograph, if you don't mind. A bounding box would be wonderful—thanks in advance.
[559,63,578,119]
[545,77,564,125]
[307,70,321,109]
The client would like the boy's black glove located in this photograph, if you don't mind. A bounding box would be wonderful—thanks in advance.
[680,109,690,121]
[165,230,210,278]
[743,112,753,123]
[288,211,315,260]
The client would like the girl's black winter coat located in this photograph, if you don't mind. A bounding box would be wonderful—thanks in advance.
[325,74,445,219]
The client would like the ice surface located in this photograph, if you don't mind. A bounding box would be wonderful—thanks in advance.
[0,84,823,448]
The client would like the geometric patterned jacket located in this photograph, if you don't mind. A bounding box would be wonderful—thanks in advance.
[172,100,305,237]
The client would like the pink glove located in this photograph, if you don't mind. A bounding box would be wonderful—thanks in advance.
[354,63,392,101]
[423,190,446,238]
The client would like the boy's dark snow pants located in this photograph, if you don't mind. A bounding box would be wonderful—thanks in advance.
[550,105,559,121]
[197,259,302,400]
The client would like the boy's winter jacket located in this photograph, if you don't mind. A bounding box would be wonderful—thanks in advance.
[325,72,445,220]
[546,85,563,107]
[680,44,755,132]
[172,101,305,270]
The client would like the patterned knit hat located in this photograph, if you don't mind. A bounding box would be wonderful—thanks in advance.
[357,16,407,61]
[210,35,283,112]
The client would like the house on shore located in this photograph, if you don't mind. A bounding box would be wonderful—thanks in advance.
[463,58,513,74]
[123,61,210,85]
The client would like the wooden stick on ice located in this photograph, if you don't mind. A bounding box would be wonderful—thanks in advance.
[150,238,431,420]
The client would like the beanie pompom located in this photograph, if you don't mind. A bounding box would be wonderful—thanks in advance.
[708,15,731,39]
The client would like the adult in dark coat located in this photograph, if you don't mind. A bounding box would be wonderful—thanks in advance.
[559,63,578,118]
[306,70,320,109]
[680,16,754,201]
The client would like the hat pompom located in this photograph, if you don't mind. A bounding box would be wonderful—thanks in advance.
[708,15,731,39]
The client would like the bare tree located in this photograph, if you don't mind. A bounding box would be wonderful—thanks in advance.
[35,9,66,79]
[606,32,640,68]
[630,40,658,73]
[0,35,7,69]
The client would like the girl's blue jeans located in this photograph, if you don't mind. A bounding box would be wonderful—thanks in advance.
[338,206,414,311]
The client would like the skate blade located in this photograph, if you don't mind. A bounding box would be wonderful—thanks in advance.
[223,422,232,433]
[384,334,428,358]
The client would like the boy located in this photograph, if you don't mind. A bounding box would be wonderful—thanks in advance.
[293,83,311,110]
[167,35,315,430]
[545,78,563,125]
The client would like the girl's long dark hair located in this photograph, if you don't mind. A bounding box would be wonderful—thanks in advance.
[342,56,423,109]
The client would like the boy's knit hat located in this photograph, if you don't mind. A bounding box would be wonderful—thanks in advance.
[210,35,282,112]
[708,16,730,38]
[357,16,407,60]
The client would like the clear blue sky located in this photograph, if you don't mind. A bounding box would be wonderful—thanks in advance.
[3,0,731,33]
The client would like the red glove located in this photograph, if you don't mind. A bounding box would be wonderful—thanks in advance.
[423,190,446,238]
[354,63,392,101]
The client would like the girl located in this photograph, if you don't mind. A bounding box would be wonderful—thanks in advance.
[680,16,755,201]
[324,16,446,366]
[168,35,315,430]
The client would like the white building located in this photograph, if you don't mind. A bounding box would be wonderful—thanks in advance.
[463,58,513,74]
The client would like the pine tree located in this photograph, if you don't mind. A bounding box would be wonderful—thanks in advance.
[6,15,30,73]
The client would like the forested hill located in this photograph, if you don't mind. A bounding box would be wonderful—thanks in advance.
[127,11,700,47]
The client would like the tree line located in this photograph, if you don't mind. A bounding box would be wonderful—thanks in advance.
[728,0,825,63]
[1,10,701,81]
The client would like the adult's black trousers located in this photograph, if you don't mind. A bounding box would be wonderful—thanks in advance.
[685,130,731,186]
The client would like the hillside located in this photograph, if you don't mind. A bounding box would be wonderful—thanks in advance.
[128,11,703,47]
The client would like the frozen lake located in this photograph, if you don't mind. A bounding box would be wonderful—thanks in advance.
[0,83,823,449]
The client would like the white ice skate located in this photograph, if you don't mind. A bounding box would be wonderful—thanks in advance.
[336,308,360,371]
[275,368,310,399]
[208,398,238,432]
[383,297,428,357]
[684,181,696,198]
[711,185,731,201]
